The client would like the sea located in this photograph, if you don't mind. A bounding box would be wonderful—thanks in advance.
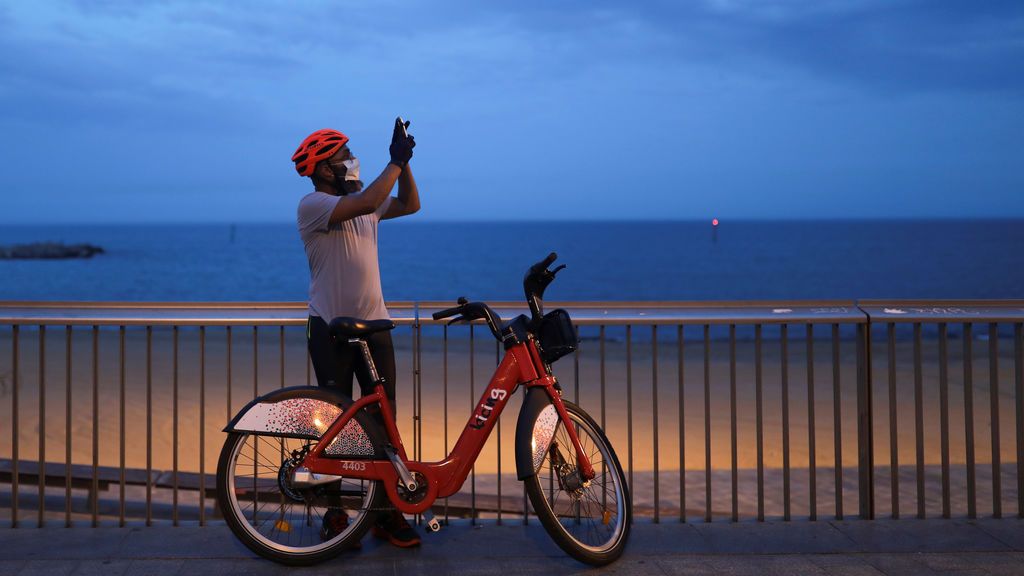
[0,220,1021,303]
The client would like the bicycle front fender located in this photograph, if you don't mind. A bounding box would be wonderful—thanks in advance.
[515,387,560,480]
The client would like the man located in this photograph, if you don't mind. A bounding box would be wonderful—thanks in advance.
[292,119,420,547]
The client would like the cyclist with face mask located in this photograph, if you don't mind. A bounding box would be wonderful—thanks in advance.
[292,120,421,548]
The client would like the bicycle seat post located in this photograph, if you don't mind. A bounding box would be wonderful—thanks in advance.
[349,338,381,384]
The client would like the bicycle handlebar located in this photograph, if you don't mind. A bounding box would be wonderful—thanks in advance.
[431,306,462,321]
[433,252,563,341]
[432,301,504,339]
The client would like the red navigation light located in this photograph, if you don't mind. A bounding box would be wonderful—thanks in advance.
[712,218,719,226]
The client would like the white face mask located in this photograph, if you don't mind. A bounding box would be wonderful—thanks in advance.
[340,157,360,181]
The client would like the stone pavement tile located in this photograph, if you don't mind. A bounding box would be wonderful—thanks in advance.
[69,559,131,576]
[703,554,828,575]
[0,529,128,561]
[0,561,24,576]
[689,522,856,554]
[117,526,252,559]
[972,519,1024,551]
[13,560,77,576]
[624,523,708,554]
[123,559,184,576]
[974,553,1024,576]
[805,554,886,575]
[918,552,999,572]
[832,521,1008,554]
[654,557,718,575]
[861,553,945,575]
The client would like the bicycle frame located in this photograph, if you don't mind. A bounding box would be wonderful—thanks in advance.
[301,337,595,515]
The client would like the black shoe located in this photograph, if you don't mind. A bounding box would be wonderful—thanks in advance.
[320,508,360,547]
[372,511,421,548]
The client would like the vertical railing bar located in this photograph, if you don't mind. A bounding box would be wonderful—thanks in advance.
[251,326,258,528]
[496,338,502,525]
[652,325,659,524]
[173,326,180,526]
[990,323,1001,518]
[703,324,711,523]
[91,326,98,527]
[226,327,232,424]
[417,318,423,468]
[1016,323,1024,518]
[65,326,72,528]
[939,323,950,518]
[146,326,152,526]
[678,324,685,523]
[781,324,791,521]
[443,324,450,524]
[200,326,207,526]
[600,325,607,432]
[119,325,126,527]
[756,324,764,522]
[253,326,258,400]
[279,326,284,389]
[729,324,738,523]
[38,325,46,528]
[411,307,418,468]
[469,323,476,523]
[11,324,18,528]
[626,324,633,497]
[914,322,925,519]
[807,324,816,521]
[964,322,976,519]
[574,327,580,404]
[601,325,608,516]
[855,321,874,520]
[832,323,842,520]
[887,323,899,519]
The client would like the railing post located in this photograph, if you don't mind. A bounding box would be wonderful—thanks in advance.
[856,320,875,519]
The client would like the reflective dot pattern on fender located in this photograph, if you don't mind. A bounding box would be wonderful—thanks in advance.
[324,419,376,456]
[532,404,560,472]
[234,397,342,438]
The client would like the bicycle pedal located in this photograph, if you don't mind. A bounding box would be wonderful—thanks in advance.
[424,512,442,533]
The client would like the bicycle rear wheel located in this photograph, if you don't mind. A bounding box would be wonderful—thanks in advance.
[216,432,381,566]
[524,400,631,565]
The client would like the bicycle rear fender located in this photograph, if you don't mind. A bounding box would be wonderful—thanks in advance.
[224,386,387,459]
[515,387,560,480]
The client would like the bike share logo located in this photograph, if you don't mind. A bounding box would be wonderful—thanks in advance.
[470,389,507,430]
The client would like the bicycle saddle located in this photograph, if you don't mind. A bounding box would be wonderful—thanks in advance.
[328,317,396,339]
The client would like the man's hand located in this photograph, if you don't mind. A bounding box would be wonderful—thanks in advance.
[389,118,415,168]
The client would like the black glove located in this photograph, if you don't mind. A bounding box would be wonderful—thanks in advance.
[389,118,415,168]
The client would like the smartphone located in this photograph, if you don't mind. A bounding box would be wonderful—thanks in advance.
[395,116,409,139]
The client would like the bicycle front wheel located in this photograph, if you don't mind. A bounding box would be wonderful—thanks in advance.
[216,432,381,566]
[524,400,631,566]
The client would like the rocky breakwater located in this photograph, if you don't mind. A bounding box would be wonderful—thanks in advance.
[0,242,105,259]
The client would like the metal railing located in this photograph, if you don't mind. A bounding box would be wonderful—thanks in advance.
[0,300,1022,527]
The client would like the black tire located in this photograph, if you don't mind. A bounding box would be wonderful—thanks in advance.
[216,432,382,566]
[524,401,631,566]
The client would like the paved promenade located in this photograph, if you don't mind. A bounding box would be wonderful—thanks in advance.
[2,518,1023,575]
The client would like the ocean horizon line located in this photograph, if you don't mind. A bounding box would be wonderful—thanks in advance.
[2,216,1024,227]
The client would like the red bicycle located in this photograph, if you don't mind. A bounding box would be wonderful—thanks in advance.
[216,253,631,566]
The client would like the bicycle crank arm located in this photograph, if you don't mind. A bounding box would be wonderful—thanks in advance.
[385,445,419,492]
[291,467,344,487]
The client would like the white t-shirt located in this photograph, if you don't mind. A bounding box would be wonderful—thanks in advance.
[297,191,393,321]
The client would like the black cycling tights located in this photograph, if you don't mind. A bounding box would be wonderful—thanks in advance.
[306,316,397,420]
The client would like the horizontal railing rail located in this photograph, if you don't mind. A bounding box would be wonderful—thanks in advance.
[1,299,1022,528]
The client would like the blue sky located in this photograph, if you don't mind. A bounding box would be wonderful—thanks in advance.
[0,0,1021,222]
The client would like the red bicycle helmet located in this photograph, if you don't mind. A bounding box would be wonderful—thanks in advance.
[291,129,349,177]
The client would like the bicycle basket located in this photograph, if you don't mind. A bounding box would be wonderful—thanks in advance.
[537,308,578,364]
